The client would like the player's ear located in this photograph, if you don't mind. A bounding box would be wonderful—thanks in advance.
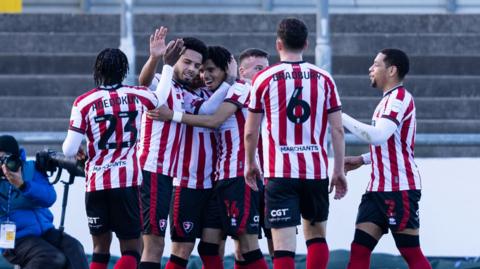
[238,66,245,77]
[388,65,398,78]
[303,39,308,51]
[276,38,283,52]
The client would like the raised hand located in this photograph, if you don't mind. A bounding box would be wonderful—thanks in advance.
[150,26,168,59]
[163,38,185,66]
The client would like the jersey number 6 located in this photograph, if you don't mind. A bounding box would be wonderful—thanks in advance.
[287,86,311,124]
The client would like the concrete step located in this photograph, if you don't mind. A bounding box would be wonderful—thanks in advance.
[134,14,480,35]
[2,73,479,99]
[0,54,96,75]
[331,33,480,56]
[330,14,480,34]
[0,33,119,54]
[133,14,315,34]
[0,14,120,33]
[134,32,480,58]
[133,32,286,56]
[341,97,480,120]
[333,55,480,75]
[0,118,68,132]
[0,75,93,96]
[1,96,478,120]
[335,75,480,97]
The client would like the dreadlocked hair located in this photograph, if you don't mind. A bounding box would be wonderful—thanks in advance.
[93,48,129,87]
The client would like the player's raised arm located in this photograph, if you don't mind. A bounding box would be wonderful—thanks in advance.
[151,38,184,107]
[139,26,168,87]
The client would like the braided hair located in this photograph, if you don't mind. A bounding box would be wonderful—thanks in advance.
[93,48,129,87]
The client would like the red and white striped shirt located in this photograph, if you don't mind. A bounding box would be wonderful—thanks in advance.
[216,81,250,180]
[138,74,185,176]
[367,86,421,192]
[68,85,158,192]
[249,61,342,180]
[173,87,218,189]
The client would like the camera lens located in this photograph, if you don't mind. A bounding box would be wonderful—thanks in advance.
[6,157,21,172]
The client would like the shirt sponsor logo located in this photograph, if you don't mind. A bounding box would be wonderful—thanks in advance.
[93,160,127,172]
[280,144,319,153]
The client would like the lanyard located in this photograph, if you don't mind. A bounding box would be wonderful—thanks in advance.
[5,185,12,222]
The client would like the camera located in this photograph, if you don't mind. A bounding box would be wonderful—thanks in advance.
[0,154,22,178]
[36,149,85,180]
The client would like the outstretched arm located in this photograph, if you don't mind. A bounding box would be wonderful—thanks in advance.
[342,113,397,146]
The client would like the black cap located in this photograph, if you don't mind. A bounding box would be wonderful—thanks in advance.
[0,135,20,156]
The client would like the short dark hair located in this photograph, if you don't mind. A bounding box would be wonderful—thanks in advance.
[183,37,208,63]
[380,48,410,79]
[93,48,129,87]
[277,17,308,51]
[0,135,19,157]
[207,46,232,72]
[239,48,269,64]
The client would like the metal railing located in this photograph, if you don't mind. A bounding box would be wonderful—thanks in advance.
[23,0,474,14]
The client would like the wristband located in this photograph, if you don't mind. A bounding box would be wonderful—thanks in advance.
[361,153,371,165]
[172,111,183,123]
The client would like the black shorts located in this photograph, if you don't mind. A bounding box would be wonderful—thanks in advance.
[356,190,421,234]
[265,178,329,229]
[140,171,173,236]
[169,186,212,242]
[204,177,261,238]
[85,187,141,240]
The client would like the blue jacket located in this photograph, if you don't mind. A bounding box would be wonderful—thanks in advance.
[0,150,56,241]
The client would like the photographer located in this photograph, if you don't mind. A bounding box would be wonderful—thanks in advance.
[0,135,88,269]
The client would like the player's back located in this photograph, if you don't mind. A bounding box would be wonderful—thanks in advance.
[250,61,342,180]
[71,85,157,191]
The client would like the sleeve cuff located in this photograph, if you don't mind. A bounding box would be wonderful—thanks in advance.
[248,107,264,113]
[224,99,242,109]
[69,126,85,134]
[381,115,400,126]
[327,106,342,114]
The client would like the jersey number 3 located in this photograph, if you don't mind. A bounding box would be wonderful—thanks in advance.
[94,111,138,150]
[287,86,311,124]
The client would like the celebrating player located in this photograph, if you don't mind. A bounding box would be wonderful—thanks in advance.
[62,42,183,269]
[245,17,347,269]
[136,27,209,269]
[342,48,432,269]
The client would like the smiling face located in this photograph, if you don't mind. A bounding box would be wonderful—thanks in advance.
[239,56,269,81]
[173,49,203,86]
[200,59,227,90]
